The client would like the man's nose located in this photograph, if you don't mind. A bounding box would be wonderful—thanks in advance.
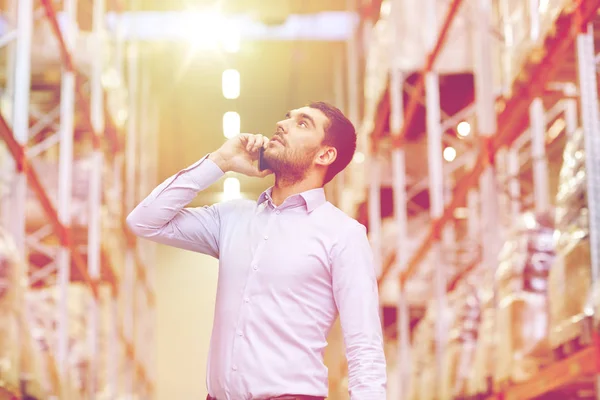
[276,121,287,134]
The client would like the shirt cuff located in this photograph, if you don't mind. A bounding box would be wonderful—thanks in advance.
[350,390,387,400]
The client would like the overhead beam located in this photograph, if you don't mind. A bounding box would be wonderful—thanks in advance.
[73,11,357,41]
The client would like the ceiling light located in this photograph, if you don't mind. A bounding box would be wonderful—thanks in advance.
[453,207,468,219]
[457,121,471,137]
[222,69,240,99]
[443,146,457,162]
[223,112,240,139]
[353,152,365,164]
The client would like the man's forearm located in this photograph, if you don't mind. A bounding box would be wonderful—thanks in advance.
[126,155,224,237]
[208,151,230,172]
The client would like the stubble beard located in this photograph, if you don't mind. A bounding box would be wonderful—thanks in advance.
[264,146,317,186]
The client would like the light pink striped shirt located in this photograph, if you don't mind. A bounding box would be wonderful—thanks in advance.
[126,155,387,400]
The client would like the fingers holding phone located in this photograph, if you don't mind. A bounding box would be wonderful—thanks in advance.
[244,134,269,154]
[210,134,273,178]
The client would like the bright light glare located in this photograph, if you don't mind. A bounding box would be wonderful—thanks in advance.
[523,212,536,230]
[222,69,240,99]
[457,121,471,137]
[182,10,241,52]
[223,112,240,138]
[443,146,457,162]
[453,207,468,219]
[223,177,241,200]
[353,152,365,164]
[379,0,391,18]
[183,11,222,50]
[221,21,241,53]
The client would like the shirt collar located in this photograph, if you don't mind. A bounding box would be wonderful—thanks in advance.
[257,187,326,213]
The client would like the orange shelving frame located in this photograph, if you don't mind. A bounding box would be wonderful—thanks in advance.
[482,333,600,400]
[0,0,156,397]
[365,0,600,399]
[372,0,600,291]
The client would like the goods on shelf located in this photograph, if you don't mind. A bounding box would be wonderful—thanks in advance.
[378,216,433,307]
[408,297,455,400]
[407,306,425,400]
[363,1,392,131]
[24,283,114,399]
[406,305,431,400]
[493,211,555,386]
[0,228,24,396]
[467,269,495,396]
[441,275,480,399]
[25,144,127,276]
[549,128,595,349]
[25,155,94,232]
[0,228,54,399]
[30,16,106,78]
[493,0,569,91]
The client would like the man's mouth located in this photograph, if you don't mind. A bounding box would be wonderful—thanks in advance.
[271,136,284,145]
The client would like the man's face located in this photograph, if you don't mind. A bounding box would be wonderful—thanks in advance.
[263,106,330,182]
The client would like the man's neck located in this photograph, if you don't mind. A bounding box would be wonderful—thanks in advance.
[271,176,322,206]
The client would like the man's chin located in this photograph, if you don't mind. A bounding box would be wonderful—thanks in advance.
[264,146,281,160]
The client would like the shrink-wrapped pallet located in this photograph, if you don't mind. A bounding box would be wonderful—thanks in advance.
[493,212,555,387]
[407,320,426,400]
[441,277,480,399]
[407,298,454,400]
[0,229,24,395]
[363,4,391,125]
[408,306,436,400]
[25,143,119,236]
[25,156,93,232]
[0,229,52,399]
[493,0,569,92]
[417,309,436,400]
[25,283,94,398]
[467,268,495,396]
[549,128,593,349]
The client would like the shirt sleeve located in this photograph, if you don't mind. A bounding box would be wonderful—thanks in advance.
[126,154,226,258]
[331,222,387,399]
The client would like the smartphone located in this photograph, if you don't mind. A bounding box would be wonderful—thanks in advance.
[259,147,270,171]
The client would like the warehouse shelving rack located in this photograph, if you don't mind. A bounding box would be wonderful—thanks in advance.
[0,0,157,398]
[357,0,600,398]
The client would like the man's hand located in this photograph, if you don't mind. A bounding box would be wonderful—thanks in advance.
[209,134,273,177]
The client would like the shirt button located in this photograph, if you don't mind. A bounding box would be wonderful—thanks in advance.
[232,365,238,371]
[252,264,258,271]
[264,235,269,240]
[275,210,281,215]
[244,297,250,303]
[237,331,243,337]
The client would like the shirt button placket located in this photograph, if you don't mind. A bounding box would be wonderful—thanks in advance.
[233,206,277,387]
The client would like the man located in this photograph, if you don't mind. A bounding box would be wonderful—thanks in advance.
[127,101,387,400]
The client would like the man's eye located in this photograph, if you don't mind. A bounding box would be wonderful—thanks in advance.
[299,121,307,128]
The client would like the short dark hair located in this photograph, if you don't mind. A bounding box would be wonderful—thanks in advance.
[308,101,357,185]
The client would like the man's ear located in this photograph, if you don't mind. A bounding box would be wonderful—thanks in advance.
[315,147,337,167]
